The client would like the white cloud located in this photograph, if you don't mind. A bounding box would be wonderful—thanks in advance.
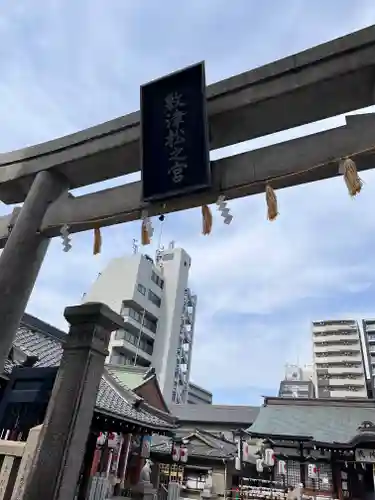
[184,171,375,398]
[1,0,375,404]
[185,171,375,314]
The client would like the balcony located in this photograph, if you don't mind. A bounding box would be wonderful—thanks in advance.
[314,344,360,354]
[109,340,152,364]
[314,333,359,343]
[120,307,157,338]
[325,366,364,375]
[319,378,365,387]
[315,354,363,365]
[313,324,358,334]
[329,388,368,398]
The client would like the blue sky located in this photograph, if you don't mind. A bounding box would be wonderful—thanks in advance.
[1,0,375,405]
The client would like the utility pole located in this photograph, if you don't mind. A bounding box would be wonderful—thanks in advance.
[239,430,244,500]
[134,309,146,366]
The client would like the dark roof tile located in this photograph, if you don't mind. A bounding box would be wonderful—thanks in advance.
[150,433,237,459]
[248,402,375,444]
[170,403,259,426]
[7,319,174,431]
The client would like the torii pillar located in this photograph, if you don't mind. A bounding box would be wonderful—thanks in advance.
[0,170,68,372]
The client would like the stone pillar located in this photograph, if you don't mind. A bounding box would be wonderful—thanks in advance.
[212,467,226,496]
[150,462,160,489]
[76,430,99,500]
[0,170,68,373]
[22,302,124,500]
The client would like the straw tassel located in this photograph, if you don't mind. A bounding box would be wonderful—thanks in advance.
[140,210,153,246]
[339,157,363,197]
[265,184,278,221]
[93,227,102,255]
[141,219,151,245]
[201,205,213,235]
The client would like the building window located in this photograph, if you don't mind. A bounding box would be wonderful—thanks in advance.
[114,329,125,340]
[137,283,146,295]
[110,353,126,365]
[114,329,155,356]
[115,329,137,345]
[151,271,164,289]
[144,316,157,333]
[162,253,174,261]
[148,289,161,308]
[125,330,136,345]
[121,304,158,333]
[139,336,154,356]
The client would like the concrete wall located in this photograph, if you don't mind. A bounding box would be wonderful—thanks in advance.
[84,254,141,313]
[212,465,231,496]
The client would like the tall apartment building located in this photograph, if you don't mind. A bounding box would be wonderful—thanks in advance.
[278,364,315,398]
[312,320,367,398]
[83,246,197,404]
[187,382,213,405]
[362,319,375,394]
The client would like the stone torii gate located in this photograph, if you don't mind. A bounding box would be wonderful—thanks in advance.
[1,25,375,372]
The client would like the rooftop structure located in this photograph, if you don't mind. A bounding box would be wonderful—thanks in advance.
[187,382,213,405]
[278,363,315,399]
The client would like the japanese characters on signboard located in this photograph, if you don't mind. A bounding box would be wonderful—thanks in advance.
[140,62,211,202]
[355,448,375,463]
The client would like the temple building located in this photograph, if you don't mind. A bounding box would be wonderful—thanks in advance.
[248,396,375,499]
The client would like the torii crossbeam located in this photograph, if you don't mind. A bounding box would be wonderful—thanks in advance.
[0,25,375,371]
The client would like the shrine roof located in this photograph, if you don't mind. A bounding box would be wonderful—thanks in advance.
[4,314,175,433]
[96,376,175,431]
[248,398,375,446]
[169,403,259,426]
[150,428,241,461]
[105,364,152,391]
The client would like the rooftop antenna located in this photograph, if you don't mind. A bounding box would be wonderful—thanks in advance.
[132,238,139,255]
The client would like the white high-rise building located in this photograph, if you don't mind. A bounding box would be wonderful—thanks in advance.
[312,320,367,398]
[83,246,196,404]
[362,319,375,394]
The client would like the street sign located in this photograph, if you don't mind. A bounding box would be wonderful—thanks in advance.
[140,61,211,202]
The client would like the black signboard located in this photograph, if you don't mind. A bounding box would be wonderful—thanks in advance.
[141,62,211,202]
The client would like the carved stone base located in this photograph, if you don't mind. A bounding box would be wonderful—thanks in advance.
[130,482,156,500]
[201,492,218,500]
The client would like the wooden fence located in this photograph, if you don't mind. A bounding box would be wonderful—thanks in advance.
[0,425,42,500]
